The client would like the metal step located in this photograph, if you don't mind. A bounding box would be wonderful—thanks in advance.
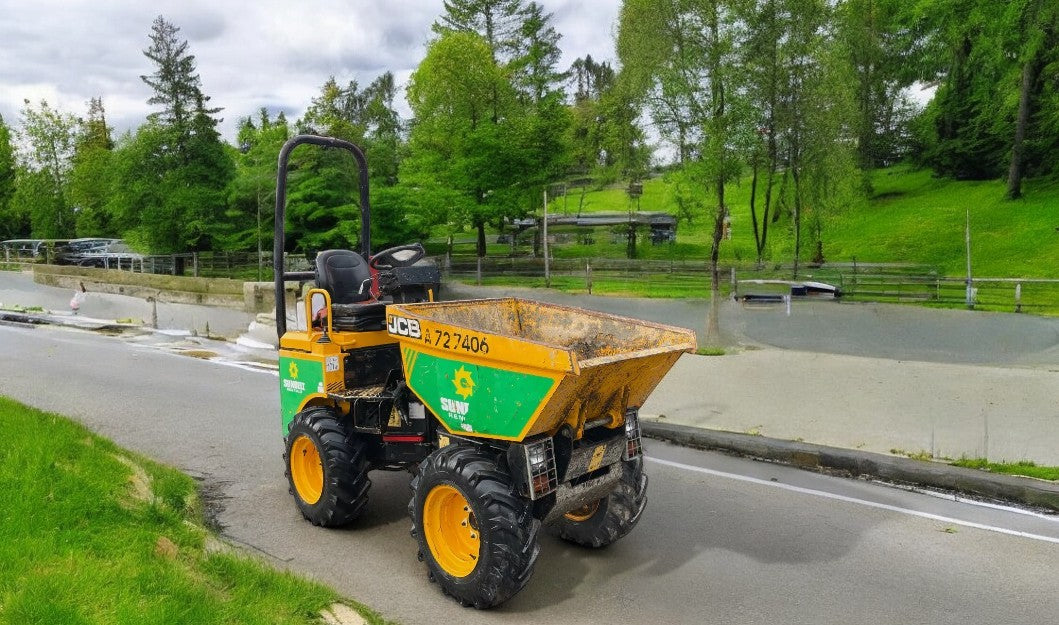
[328,384,387,401]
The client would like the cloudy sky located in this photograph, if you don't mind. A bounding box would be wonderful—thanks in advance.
[0,0,622,143]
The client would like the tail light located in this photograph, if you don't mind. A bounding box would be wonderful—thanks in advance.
[523,438,558,499]
[623,408,642,460]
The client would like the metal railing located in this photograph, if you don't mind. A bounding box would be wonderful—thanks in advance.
[442,255,1059,314]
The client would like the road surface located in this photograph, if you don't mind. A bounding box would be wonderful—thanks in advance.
[2,322,1057,624]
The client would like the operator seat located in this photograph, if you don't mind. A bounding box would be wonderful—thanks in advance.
[313,249,386,332]
[315,249,373,304]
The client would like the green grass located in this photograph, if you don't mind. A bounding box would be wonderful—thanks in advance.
[440,165,1059,311]
[0,396,390,625]
[541,165,1059,276]
[474,274,726,298]
[950,458,1059,481]
[696,347,726,356]
[890,447,1059,481]
[0,304,47,313]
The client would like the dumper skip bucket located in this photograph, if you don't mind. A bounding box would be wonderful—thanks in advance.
[385,298,696,441]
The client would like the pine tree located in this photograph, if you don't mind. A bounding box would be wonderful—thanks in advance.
[69,98,116,236]
[509,2,565,104]
[137,15,233,253]
[141,16,219,155]
[434,0,526,62]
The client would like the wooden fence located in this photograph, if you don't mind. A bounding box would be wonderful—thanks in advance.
[443,256,1059,314]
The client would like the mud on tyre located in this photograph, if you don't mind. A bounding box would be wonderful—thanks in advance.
[409,444,540,608]
[284,406,371,527]
[557,456,647,548]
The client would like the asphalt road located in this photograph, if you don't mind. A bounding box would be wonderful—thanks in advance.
[3,323,1057,624]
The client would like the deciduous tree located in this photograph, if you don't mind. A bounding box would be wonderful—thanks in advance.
[406,31,527,257]
[0,114,20,239]
[14,99,78,238]
[619,0,743,342]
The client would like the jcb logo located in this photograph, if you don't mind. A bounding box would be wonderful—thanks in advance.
[387,315,421,339]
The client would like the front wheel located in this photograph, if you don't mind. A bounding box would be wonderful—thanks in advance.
[409,444,540,608]
[557,456,648,548]
[284,407,371,527]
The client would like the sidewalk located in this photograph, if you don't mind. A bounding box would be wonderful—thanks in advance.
[640,350,1059,511]
[6,270,1058,510]
[643,349,1059,466]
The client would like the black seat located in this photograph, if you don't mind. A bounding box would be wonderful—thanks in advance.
[315,249,372,304]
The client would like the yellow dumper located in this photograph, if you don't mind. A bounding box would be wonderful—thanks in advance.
[274,136,696,609]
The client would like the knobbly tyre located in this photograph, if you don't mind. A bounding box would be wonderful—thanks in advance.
[275,135,697,608]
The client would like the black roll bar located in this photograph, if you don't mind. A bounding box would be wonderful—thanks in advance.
[273,135,372,339]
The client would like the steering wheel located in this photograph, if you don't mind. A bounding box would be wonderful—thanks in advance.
[370,243,426,270]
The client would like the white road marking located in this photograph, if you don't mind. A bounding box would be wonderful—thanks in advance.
[649,456,1059,545]
[874,479,1059,522]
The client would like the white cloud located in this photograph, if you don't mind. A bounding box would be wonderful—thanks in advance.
[0,0,622,141]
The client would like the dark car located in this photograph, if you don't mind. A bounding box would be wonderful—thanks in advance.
[54,238,118,265]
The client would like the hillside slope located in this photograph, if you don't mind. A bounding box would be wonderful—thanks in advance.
[543,166,1059,278]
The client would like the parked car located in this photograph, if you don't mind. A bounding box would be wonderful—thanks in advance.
[73,240,144,268]
[2,239,46,259]
[2,239,78,262]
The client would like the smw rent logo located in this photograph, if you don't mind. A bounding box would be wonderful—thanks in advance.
[283,360,306,393]
[441,366,475,431]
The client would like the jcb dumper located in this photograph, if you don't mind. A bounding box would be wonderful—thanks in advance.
[274,135,696,608]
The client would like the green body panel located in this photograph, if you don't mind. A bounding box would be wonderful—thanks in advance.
[403,347,555,439]
[279,356,325,433]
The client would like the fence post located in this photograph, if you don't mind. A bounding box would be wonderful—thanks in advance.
[193,252,199,278]
[586,261,593,295]
[1015,282,1022,313]
[730,267,737,299]
[476,256,482,286]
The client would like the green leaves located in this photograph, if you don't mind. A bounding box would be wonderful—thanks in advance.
[13,99,79,239]
[133,16,233,253]
[0,114,19,240]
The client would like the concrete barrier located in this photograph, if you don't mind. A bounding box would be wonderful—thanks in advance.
[33,265,306,314]
[35,265,245,309]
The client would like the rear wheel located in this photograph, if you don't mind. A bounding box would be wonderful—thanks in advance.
[409,444,539,608]
[557,457,647,548]
[284,407,371,527]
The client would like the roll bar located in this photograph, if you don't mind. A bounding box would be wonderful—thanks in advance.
[273,135,372,338]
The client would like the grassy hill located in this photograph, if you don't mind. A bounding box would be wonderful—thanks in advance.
[538,165,1059,278]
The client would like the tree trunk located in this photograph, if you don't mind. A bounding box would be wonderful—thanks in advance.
[476,221,486,258]
[749,154,761,258]
[1006,57,1036,200]
[791,161,803,279]
[705,2,725,346]
[706,188,725,346]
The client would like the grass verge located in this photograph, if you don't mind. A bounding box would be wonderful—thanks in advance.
[950,458,1059,481]
[891,447,1058,481]
[696,347,726,356]
[0,396,391,625]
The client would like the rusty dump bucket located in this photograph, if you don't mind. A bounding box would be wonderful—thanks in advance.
[385,298,696,441]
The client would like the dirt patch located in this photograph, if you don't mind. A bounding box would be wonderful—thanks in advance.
[112,454,154,504]
[179,349,220,360]
[193,475,231,533]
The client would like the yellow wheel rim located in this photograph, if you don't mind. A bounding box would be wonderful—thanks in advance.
[423,484,480,578]
[563,500,601,522]
[290,435,323,505]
